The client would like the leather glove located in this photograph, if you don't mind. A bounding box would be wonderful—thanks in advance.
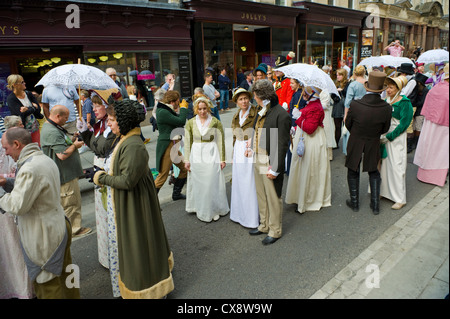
[76,118,89,133]
[84,166,102,183]
[180,99,188,109]
[292,107,301,120]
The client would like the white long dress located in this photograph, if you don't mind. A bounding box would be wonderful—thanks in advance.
[185,115,229,222]
[230,109,259,228]
[380,118,407,204]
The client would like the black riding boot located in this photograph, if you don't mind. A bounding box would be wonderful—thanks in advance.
[172,178,187,201]
[346,170,360,212]
[369,173,381,215]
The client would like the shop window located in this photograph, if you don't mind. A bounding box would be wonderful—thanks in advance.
[272,27,295,66]
[203,23,234,86]
[0,63,12,116]
[84,51,192,105]
[306,24,333,68]
[297,24,307,64]
[348,28,359,72]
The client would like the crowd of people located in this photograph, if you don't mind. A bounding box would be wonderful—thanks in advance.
[0,54,448,299]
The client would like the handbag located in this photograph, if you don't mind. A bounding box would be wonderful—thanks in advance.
[24,114,40,133]
[296,120,305,157]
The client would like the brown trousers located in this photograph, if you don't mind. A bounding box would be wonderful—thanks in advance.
[254,154,283,238]
[154,142,187,189]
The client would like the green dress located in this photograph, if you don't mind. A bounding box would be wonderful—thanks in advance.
[95,127,174,299]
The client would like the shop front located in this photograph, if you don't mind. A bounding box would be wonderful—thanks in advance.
[0,0,195,114]
[294,1,369,78]
[183,0,306,87]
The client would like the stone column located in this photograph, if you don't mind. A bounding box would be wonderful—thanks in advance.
[416,24,422,48]
[434,27,440,49]
[409,25,415,52]
[422,24,427,49]
[383,18,390,53]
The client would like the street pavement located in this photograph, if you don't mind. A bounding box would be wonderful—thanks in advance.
[74,106,448,300]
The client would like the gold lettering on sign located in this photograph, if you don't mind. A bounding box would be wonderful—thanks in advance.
[241,12,267,22]
[330,17,345,24]
[0,26,20,35]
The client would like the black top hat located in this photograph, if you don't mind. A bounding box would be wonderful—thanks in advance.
[397,63,415,75]
[275,52,295,68]
[414,73,429,86]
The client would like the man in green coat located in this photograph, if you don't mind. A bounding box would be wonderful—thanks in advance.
[155,90,188,200]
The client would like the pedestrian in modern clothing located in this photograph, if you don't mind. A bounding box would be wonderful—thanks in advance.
[344,71,392,214]
[203,72,221,120]
[218,67,231,111]
[93,99,174,299]
[247,79,291,245]
[384,39,405,57]
[286,86,332,214]
[342,66,367,155]
[161,73,176,92]
[230,88,259,229]
[380,76,414,210]
[106,67,129,99]
[184,97,229,222]
[332,68,349,148]
[41,85,80,137]
[154,90,188,200]
[0,127,79,299]
[239,71,253,91]
[40,105,91,237]
[80,90,95,127]
[6,74,43,145]
[414,64,449,187]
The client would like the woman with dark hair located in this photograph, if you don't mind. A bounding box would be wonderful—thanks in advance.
[93,99,174,299]
[331,68,349,148]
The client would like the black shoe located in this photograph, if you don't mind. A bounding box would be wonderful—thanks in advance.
[172,178,187,201]
[249,228,263,236]
[262,236,279,245]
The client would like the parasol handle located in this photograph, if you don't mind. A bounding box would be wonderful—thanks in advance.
[78,58,82,120]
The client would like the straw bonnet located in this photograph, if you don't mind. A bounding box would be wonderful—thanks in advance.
[232,88,252,103]
[364,71,388,93]
[385,75,408,91]
[90,88,121,107]
[303,86,321,99]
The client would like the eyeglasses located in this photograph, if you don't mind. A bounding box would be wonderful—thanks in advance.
[109,74,117,77]
[16,81,25,85]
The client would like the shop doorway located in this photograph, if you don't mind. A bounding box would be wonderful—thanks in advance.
[233,24,270,82]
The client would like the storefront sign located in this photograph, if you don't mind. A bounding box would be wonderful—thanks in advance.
[0,25,20,35]
[361,45,373,58]
[240,12,267,22]
[329,16,345,24]
[178,53,192,98]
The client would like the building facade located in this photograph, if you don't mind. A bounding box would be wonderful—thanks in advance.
[0,0,195,113]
